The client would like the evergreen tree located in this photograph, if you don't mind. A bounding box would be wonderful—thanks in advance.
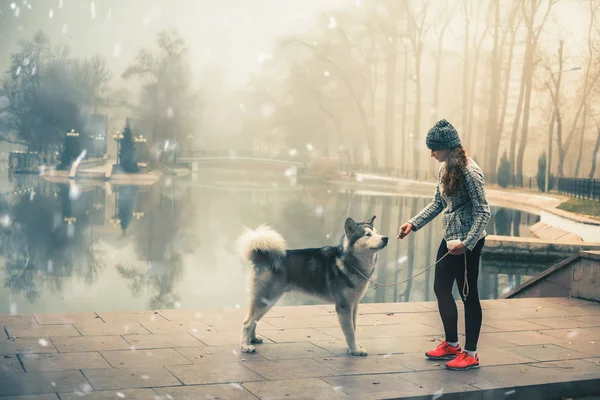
[536,152,555,192]
[497,151,510,188]
[119,124,139,173]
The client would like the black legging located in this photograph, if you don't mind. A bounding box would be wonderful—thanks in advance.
[434,237,485,352]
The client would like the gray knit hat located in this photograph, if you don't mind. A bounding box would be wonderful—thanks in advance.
[426,119,461,151]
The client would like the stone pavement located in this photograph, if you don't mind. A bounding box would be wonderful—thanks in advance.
[1,297,599,399]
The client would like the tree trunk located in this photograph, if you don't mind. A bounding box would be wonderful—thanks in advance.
[384,37,398,169]
[462,0,470,142]
[413,44,423,180]
[401,46,409,174]
[516,75,533,186]
[493,19,518,178]
[574,103,588,177]
[485,0,501,177]
[589,126,600,179]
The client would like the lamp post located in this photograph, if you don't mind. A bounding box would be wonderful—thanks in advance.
[545,65,581,193]
[113,131,123,164]
[134,134,147,164]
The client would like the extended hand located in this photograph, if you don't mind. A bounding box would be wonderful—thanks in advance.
[449,243,467,255]
[397,223,413,239]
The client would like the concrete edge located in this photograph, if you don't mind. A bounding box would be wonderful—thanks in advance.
[501,254,580,299]
[542,205,600,226]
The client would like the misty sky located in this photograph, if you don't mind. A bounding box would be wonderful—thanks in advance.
[0,0,356,87]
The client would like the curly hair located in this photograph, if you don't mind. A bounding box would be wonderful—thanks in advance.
[441,146,468,197]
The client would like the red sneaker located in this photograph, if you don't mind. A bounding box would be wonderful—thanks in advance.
[425,341,462,360]
[445,352,480,370]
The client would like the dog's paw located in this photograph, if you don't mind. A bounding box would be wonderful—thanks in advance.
[251,336,264,344]
[241,344,256,353]
[349,347,368,356]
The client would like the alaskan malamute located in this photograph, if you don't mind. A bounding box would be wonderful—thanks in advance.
[237,216,388,356]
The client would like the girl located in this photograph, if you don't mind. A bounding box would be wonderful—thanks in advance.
[398,119,491,371]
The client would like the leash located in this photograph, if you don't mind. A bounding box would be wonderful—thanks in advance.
[350,251,470,298]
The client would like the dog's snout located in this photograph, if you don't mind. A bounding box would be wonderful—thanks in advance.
[382,236,389,245]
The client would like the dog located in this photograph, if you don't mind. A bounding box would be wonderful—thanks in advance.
[236,215,388,356]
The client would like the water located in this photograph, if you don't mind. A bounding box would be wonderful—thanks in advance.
[0,174,549,314]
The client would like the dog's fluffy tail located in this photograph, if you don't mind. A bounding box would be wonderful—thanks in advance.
[237,224,286,269]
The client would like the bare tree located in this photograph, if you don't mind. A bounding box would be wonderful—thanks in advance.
[403,0,431,179]
[589,124,600,178]
[465,0,491,151]
[574,0,600,177]
[512,0,559,185]
[73,55,112,113]
[123,30,189,143]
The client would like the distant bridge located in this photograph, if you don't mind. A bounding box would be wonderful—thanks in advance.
[177,150,306,171]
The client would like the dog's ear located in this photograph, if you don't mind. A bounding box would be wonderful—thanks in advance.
[344,217,357,235]
[366,215,376,225]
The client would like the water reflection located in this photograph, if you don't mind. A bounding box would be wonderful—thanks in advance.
[0,175,549,313]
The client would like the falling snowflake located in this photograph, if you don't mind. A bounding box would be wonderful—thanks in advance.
[90,2,95,19]
[326,233,331,239]
[49,9,53,18]
[235,304,240,309]
[113,44,121,57]
[9,302,17,315]
[256,53,268,63]
[505,389,516,395]
[260,103,274,118]
[116,393,125,399]
[47,260,53,274]
[174,301,181,309]
[328,16,337,29]
[167,107,174,118]
[59,0,63,8]
[107,8,112,19]
[306,143,314,152]
[397,256,408,264]
[62,24,68,34]
[0,215,10,228]
[32,66,36,75]
[324,70,330,77]
[14,6,20,17]
[284,168,295,177]
[15,66,21,76]
[288,148,298,157]
[314,206,324,217]
[10,3,16,9]
[356,174,364,182]
[38,339,49,347]
[567,330,579,339]
[67,224,75,237]
[432,389,444,400]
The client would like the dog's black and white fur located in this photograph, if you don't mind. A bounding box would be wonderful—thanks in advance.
[237,216,388,356]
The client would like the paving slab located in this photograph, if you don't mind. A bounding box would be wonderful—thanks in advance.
[50,335,132,352]
[0,354,24,373]
[59,389,156,400]
[0,338,57,355]
[0,371,88,396]
[19,352,110,371]
[82,367,181,391]
[100,348,192,368]
[0,297,599,399]
[153,384,257,400]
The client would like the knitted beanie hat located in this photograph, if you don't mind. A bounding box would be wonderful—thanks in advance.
[425,119,461,151]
